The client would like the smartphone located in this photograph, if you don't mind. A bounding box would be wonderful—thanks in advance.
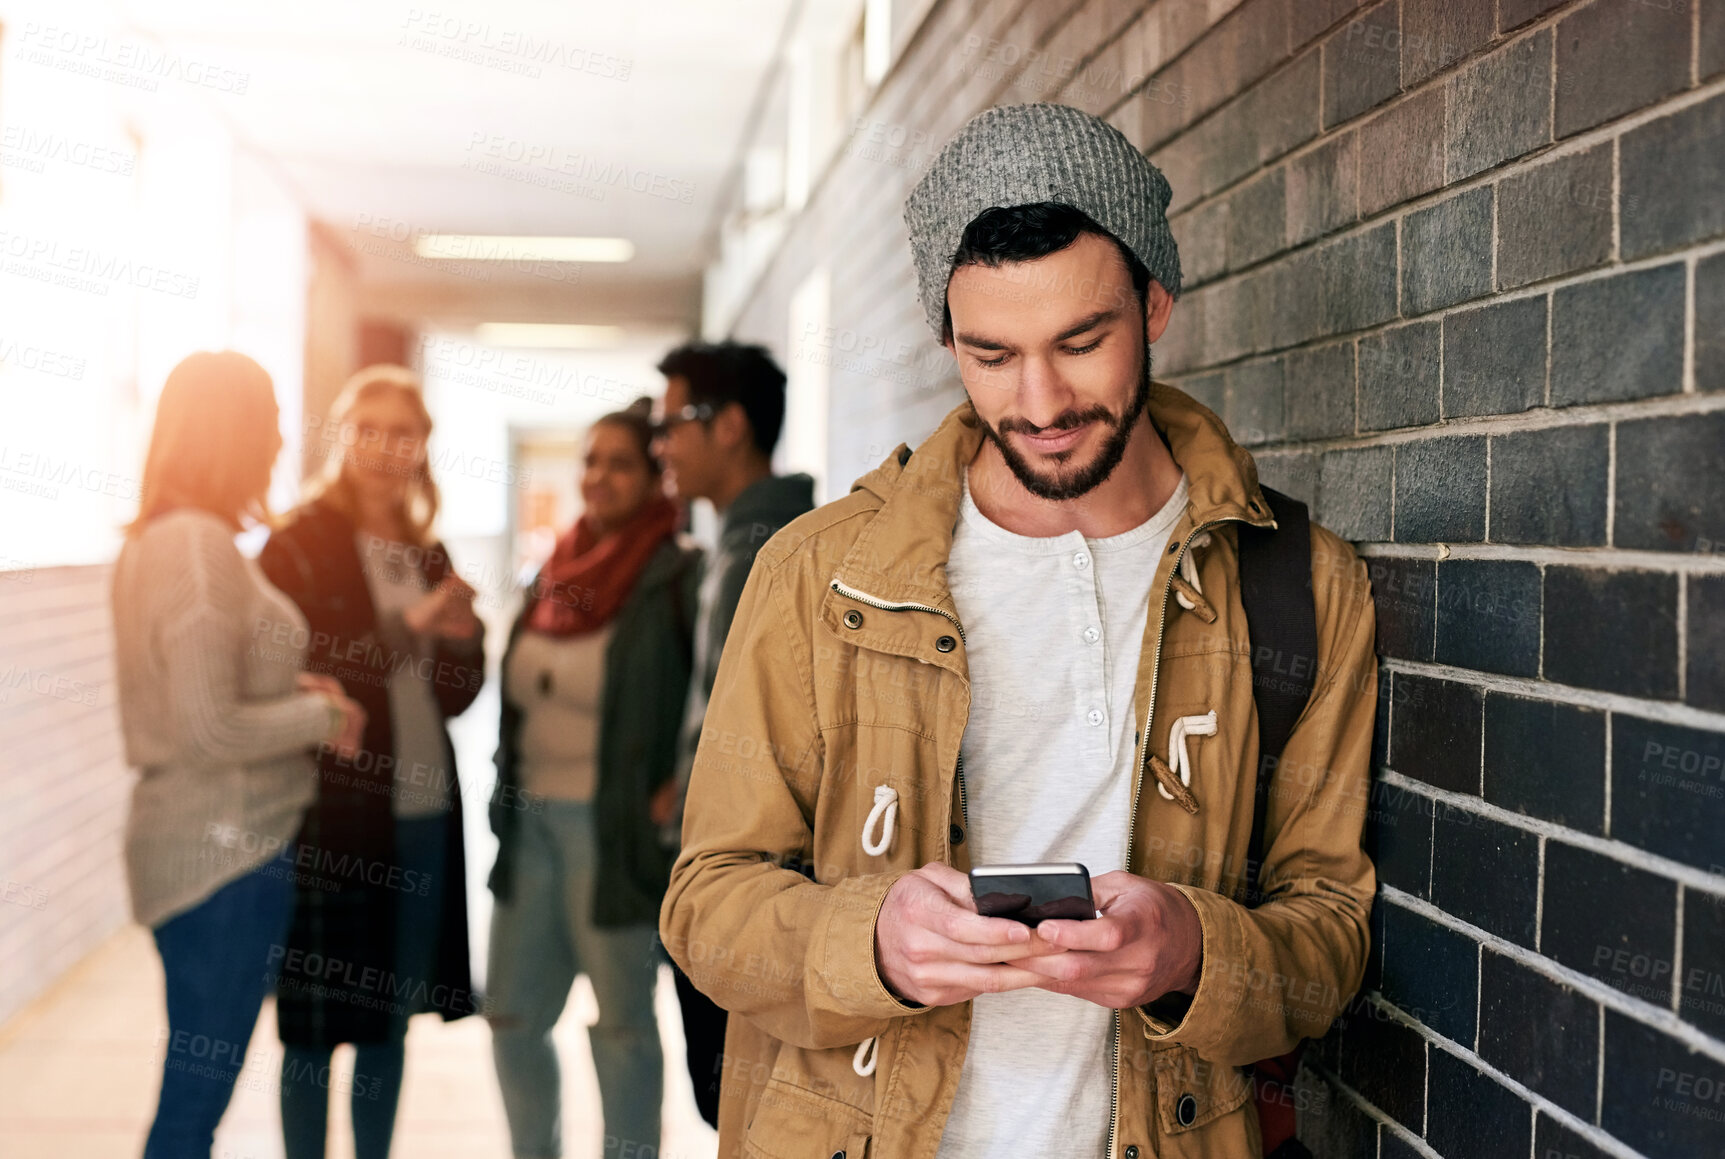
[969,862,1097,924]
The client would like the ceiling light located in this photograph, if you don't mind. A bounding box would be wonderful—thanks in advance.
[474,323,625,349]
[414,235,635,262]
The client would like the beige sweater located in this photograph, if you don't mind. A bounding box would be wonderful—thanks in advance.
[112,509,332,927]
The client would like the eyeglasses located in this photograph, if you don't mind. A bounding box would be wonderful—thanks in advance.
[650,402,716,436]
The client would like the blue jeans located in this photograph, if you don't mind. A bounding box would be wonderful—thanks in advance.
[279,813,448,1159]
[144,850,295,1159]
[488,798,662,1159]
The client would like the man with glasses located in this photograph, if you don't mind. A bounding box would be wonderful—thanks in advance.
[649,340,815,1126]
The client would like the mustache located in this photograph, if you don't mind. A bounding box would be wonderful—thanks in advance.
[995,405,1114,436]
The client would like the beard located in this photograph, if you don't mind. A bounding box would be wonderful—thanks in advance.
[978,338,1152,502]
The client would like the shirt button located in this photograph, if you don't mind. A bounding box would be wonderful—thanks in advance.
[1073,552,1090,569]
[1083,626,1100,643]
[1124,1148,1140,1159]
[1086,708,1104,726]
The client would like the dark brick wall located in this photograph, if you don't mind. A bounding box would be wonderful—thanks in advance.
[727,1,1725,1154]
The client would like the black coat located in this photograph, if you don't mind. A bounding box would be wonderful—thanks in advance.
[260,500,485,1047]
[490,537,699,926]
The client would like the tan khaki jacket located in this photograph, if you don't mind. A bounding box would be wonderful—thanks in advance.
[662,385,1379,1159]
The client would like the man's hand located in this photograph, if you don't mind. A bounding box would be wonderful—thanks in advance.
[875,863,1059,1006]
[1015,871,1204,1010]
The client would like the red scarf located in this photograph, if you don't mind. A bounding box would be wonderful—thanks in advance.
[525,495,679,636]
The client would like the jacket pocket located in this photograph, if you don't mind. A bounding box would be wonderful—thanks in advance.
[741,1076,872,1159]
[1151,1042,1253,1136]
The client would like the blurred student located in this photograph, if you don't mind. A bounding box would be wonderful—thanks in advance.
[114,350,366,1159]
[259,365,485,1159]
[488,399,698,1159]
[649,342,812,1124]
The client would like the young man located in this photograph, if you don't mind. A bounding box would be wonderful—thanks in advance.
[649,341,815,1126]
[662,104,1377,1159]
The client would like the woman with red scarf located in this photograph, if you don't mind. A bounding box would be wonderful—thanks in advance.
[487,399,699,1159]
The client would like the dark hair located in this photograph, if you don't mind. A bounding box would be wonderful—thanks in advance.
[945,202,1152,339]
[593,397,661,474]
[655,341,788,457]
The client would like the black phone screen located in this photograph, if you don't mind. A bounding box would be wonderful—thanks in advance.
[970,866,1096,924]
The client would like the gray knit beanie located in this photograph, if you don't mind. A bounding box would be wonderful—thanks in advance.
[903,102,1182,339]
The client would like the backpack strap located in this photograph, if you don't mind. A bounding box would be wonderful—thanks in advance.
[1235,486,1319,909]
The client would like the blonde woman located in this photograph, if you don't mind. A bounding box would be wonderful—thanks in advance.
[113,350,365,1159]
[258,365,485,1159]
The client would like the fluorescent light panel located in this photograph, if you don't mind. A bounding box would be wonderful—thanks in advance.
[474,323,625,349]
[413,235,635,262]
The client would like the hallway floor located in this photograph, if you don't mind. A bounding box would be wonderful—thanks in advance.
[0,923,719,1159]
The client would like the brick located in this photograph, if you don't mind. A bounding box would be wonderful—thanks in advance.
[1391,673,1483,793]
[1602,1010,1725,1157]
[1435,559,1543,678]
[1286,340,1357,438]
[1359,87,1446,215]
[1367,776,1434,898]
[1319,221,1400,336]
[1614,412,1725,553]
[1495,143,1614,289]
[1239,48,1325,170]
[1286,132,1359,245]
[1534,1116,1616,1159]
[1550,263,1686,407]
[1442,296,1547,419]
[1427,1048,1533,1159]
[1402,185,1494,315]
[1175,370,1226,417]
[1292,0,1368,48]
[1254,449,1320,508]
[1294,1069,1380,1157]
[1378,1133,1423,1159]
[1705,0,1725,79]
[1447,29,1552,181]
[1324,1,1403,129]
[1369,556,1435,661]
[1176,198,1229,286]
[1542,841,1678,1003]
[1488,424,1609,547]
[1165,0,1294,131]
[1226,169,1287,270]
[1484,693,1606,833]
[1699,252,1725,391]
[1499,0,1566,30]
[1679,886,1725,1039]
[1223,357,1285,446]
[1543,566,1679,698]
[1555,0,1691,138]
[1337,1001,1426,1132]
[1432,804,1540,947]
[1319,446,1393,541]
[1609,715,1725,871]
[1394,436,1486,542]
[1265,245,1327,351]
[1401,0,1496,86]
[1621,91,1725,259]
[1381,902,1478,1043]
[1689,576,1725,712]
[1358,320,1440,431]
[1478,950,1601,1121]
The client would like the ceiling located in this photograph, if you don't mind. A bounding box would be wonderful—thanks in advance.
[114,0,805,331]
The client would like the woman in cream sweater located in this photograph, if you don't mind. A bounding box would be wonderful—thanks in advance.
[112,351,364,1159]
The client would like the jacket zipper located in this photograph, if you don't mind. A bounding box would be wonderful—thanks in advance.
[1105,514,1258,1159]
[828,578,967,642]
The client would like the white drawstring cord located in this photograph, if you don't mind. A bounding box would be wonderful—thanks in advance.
[852,785,898,1078]
[861,784,898,856]
[1174,532,1212,611]
[853,1036,878,1077]
[1157,710,1217,801]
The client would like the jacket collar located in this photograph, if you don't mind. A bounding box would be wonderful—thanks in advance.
[830,382,1274,610]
